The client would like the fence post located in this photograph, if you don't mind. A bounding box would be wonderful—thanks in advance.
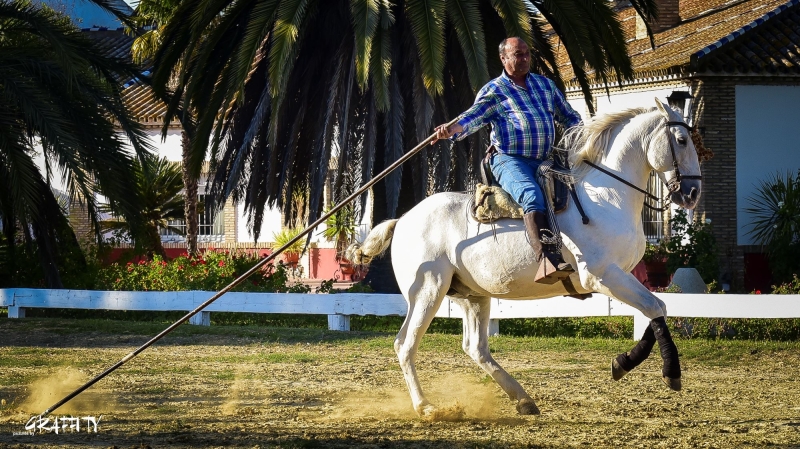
[188,311,210,326]
[633,311,649,341]
[8,306,25,319]
[328,314,351,331]
[487,319,500,337]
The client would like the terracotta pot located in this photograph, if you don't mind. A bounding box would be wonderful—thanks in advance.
[281,252,300,266]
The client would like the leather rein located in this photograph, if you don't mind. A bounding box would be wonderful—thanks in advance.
[583,120,702,211]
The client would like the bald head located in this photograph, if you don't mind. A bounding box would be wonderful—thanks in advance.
[499,37,530,80]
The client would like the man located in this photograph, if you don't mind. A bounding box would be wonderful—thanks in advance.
[431,37,582,283]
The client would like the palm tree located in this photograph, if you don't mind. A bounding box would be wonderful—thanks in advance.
[128,0,202,257]
[101,156,185,258]
[152,0,657,241]
[0,0,153,287]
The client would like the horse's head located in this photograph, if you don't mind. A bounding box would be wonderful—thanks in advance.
[649,98,703,210]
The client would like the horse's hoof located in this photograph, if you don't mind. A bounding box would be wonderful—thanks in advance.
[662,376,682,391]
[419,403,466,422]
[611,358,629,381]
[417,404,437,418]
[516,398,540,415]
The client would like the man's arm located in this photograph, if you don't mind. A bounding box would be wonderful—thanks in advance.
[551,81,582,128]
[431,85,498,145]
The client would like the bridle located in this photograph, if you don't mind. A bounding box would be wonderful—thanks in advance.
[583,119,703,210]
[663,121,703,192]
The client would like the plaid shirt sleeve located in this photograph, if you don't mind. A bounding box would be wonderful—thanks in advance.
[451,84,500,141]
[550,79,582,128]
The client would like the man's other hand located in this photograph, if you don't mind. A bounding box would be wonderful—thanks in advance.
[431,123,463,145]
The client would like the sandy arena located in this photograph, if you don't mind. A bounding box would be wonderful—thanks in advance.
[1,318,799,448]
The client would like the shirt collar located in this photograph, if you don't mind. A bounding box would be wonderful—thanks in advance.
[500,70,531,89]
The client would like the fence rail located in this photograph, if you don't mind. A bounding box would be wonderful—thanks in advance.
[2,289,799,339]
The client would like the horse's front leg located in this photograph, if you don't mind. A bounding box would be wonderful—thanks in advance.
[586,264,682,391]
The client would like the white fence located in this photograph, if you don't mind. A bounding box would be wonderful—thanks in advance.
[1,289,799,339]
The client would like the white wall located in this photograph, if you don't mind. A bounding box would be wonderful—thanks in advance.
[568,84,686,120]
[236,203,283,243]
[735,85,800,245]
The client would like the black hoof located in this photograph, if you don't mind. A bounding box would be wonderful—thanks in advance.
[661,376,682,391]
[611,358,629,381]
[516,398,540,415]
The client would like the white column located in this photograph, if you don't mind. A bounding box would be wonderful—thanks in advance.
[328,314,351,331]
[188,311,211,326]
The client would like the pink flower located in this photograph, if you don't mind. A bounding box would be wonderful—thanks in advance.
[755,290,762,295]
[218,260,225,267]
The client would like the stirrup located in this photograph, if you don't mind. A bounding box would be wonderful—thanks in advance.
[535,252,574,284]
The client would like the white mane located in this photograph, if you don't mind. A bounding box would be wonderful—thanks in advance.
[564,107,656,180]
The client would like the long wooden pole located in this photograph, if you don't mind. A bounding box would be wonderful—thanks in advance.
[37,118,459,418]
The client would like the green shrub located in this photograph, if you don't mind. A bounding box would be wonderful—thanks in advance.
[745,169,800,284]
[663,209,719,283]
[95,251,310,293]
[670,317,800,341]
[772,274,800,294]
[0,236,102,289]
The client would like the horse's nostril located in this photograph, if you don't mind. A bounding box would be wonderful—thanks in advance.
[689,187,698,202]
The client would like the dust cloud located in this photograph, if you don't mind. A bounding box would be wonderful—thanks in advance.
[327,373,504,422]
[18,368,120,415]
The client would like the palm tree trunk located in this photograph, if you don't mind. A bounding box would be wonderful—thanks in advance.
[181,131,198,256]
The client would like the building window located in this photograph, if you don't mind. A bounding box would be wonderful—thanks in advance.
[642,171,666,242]
[160,194,224,239]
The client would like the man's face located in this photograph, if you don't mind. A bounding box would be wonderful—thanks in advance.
[500,39,530,77]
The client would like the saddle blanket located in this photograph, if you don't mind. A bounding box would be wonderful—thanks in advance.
[473,183,524,223]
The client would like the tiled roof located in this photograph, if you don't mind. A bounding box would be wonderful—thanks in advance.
[558,0,800,86]
[84,29,169,125]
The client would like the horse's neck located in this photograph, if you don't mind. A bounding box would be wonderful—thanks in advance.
[580,124,652,219]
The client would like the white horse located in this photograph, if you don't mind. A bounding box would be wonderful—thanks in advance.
[349,99,702,417]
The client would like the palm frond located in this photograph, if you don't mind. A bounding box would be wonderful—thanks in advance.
[368,0,394,111]
[351,0,381,92]
[445,0,488,93]
[405,0,446,95]
[489,0,533,45]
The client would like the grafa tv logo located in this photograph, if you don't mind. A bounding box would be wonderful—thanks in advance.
[18,415,102,435]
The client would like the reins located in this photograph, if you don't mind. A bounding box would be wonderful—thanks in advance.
[577,119,702,211]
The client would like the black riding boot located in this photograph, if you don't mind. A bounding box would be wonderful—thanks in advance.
[523,211,574,284]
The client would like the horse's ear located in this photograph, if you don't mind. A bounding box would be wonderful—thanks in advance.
[655,98,671,119]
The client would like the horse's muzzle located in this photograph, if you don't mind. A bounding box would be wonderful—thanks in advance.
[670,179,702,210]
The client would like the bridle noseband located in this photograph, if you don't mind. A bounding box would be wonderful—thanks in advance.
[664,121,703,193]
[582,119,703,210]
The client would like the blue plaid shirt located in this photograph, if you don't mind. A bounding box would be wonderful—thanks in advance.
[454,72,582,159]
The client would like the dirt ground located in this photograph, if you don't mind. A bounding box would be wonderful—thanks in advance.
[1,319,799,448]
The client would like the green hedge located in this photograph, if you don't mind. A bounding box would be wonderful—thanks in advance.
[96,252,310,293]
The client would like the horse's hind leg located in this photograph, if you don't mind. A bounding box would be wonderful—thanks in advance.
[395,269,450,417]
[453,296,540,415]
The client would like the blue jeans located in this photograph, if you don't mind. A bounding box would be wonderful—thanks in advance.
[489,153,546,214]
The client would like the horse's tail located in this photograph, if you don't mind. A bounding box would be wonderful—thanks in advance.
[345,219,399,266]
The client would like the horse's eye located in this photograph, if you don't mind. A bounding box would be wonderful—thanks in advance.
[677,136,687,145]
